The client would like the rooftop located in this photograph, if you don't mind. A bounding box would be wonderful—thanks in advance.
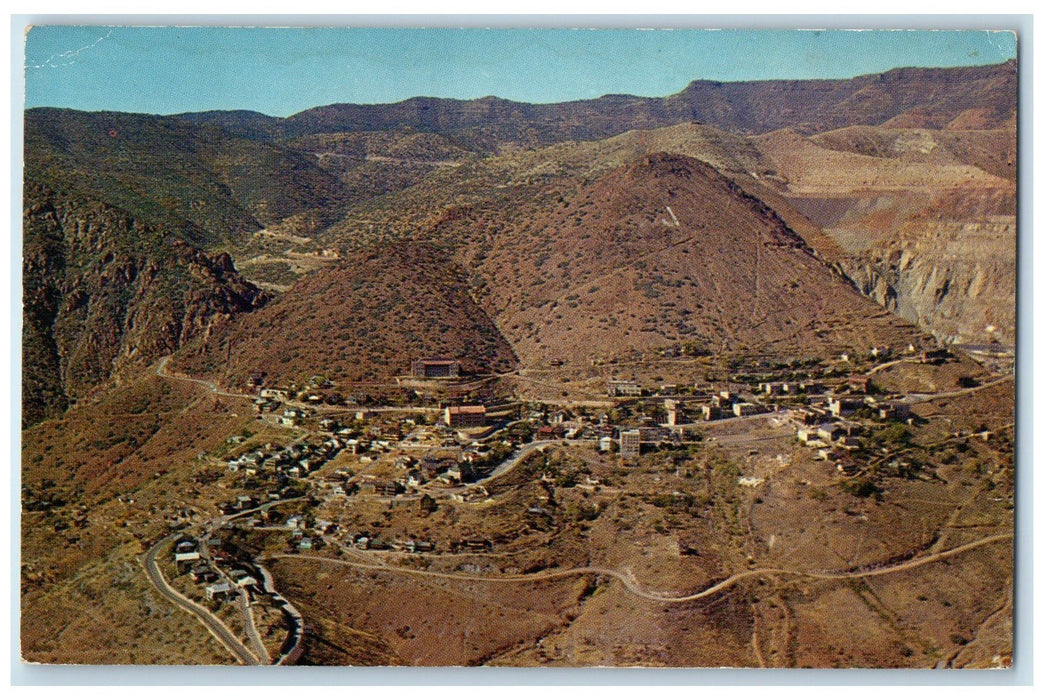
[447,405,486,415]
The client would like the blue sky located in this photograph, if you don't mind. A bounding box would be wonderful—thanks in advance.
[23,27,1017,117]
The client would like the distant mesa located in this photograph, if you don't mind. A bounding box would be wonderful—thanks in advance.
[169,60,1016,144]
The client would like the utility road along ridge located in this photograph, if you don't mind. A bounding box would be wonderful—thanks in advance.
[264,533,1011,605]
[156,355,441,414]
[155,356,253,399]
[906,375,1014,403]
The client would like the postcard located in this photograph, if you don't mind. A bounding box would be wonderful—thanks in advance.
[20,24,1017,669]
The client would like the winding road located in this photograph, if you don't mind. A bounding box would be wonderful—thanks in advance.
[256,562,306,665]
[143,498,307,665]
[263,532,1011,605]
[236,586,271,664]
[155,356,253,399]
[147,354,1014,659]
[156,355,441,415]
[142,535,262,665]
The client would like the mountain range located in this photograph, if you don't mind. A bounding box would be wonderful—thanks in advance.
[176,61,1016,145]
[22,60,1017,424]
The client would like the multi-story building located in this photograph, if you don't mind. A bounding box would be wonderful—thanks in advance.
[412,358,460,379]
[664,399,681,426]
[444,405,487,428]
[607,380,642,397]
[619,429,641,458]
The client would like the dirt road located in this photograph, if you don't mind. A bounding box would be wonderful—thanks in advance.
[264,532,1011,605]
[905,375,1013,404]
[155,356,253,399]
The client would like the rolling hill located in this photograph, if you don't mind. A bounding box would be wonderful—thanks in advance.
[19,58,1017,669]
[21,61,1017,425]
[24,108,351,248]
[424,152,923,366]
[172,242,518,391]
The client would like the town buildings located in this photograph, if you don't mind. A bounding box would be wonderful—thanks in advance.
[829,396,865,417]
[664,399,681,426]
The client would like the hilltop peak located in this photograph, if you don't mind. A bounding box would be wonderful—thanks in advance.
[621,151,707,179]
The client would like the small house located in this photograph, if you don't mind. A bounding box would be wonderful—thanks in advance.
[847,375,871,393]
[190,566,218,584]
[838,435,862,450]
[759,382,784,395]
[619,429,641,458]
[878,402,912,421]
[829,397,864,417]
[174,551,200,571]
[701,405,723,421]
[732,402,763,417]
[205,582,232,600]
[260,389,288,401]
[607,380,642,397]
[817,423,845,443]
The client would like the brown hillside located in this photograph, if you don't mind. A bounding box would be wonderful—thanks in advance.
[22,183,268,427]
[284,130,477,206]
[277,118,1012,350]
[754,129,1010,196]
[21,369,260,663]
[810,126,1016,182]
[432,152,922,366]
[174,242,518,390]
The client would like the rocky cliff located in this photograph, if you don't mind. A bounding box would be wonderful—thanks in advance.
[754,126,1016,348]
[839,218,1015,347]
[22,183,268,426]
